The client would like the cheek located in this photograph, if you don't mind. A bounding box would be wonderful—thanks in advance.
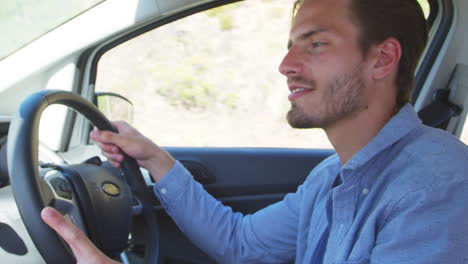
[304,53,346,79]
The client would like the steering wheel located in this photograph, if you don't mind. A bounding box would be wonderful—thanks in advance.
[7,90,159,263]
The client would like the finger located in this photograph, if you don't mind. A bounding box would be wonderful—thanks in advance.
[112,121,133,133]
[40,207,101,259]
[109,160,122,168]
[93,130,132,150]
[101,151,125,165]
[92,121,134,138]
[100,150,123,160]
[90,130,115,144]
[89,128,101,139]
[94,141,120,154]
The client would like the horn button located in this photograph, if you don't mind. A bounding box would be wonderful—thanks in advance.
[45,163,133,256]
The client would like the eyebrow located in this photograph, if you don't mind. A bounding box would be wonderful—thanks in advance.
[287,28,328,49]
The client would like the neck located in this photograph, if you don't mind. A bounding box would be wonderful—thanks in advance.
[325,102,398,165]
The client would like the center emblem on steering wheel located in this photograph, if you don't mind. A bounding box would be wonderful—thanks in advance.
[102,182,120,196]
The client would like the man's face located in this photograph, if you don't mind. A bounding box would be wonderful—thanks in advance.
[280,0,371,129]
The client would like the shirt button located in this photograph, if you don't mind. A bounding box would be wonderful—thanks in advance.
[160,188,167,195]
[362,188,370,195]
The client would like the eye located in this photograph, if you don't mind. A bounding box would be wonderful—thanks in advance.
[311,41,327,48]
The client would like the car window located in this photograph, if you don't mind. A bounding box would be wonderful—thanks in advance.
[94,0,431,149]
[0,0,104,60]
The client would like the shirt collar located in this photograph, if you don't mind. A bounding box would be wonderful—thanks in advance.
[342,104,422,171]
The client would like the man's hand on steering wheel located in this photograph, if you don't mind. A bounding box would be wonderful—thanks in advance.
[90,121,175,182]
[41,207,119,264]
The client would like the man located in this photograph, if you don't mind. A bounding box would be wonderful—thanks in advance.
[42,0,468,263]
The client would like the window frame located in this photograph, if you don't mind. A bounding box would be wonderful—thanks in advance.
[412,0,453,104]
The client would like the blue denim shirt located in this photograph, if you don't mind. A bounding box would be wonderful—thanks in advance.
[154,105,468,264]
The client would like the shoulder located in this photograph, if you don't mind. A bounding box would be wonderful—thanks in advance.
[374,124,467,196]
[399,125,468,184]
[374,128,468,236]
[376,125,468,211]
[410,126,468,169]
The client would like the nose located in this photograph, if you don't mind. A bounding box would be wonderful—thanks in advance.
[279,47,303,77]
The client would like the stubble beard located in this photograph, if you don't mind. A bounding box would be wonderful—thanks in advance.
[287,63,366,129]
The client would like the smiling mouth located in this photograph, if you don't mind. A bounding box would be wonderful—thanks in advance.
[289,88,313,101]
[291,88,307,93]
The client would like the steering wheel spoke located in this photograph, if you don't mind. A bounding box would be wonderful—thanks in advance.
[42,169,87,234]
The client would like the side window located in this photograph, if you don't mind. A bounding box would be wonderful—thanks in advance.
[95,0,431,148]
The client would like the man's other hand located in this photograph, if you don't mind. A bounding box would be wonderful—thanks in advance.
[90,121,175,182]
[41,207,120,264]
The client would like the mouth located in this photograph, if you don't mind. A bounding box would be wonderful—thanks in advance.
[288,87,314,101]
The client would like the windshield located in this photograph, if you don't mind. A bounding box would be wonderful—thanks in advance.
[0,0,105,60]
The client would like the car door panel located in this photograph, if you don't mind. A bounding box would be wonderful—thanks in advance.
[153,147,334,263]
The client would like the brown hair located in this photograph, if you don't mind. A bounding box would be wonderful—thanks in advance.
[293,0,428,108]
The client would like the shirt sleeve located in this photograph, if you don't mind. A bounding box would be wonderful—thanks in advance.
[370,181,468,264]
[153,160,302,263]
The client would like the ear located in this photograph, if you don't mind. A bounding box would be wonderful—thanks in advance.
[371,37,402,80]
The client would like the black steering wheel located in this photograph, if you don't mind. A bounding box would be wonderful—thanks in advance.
[7,90,159,263]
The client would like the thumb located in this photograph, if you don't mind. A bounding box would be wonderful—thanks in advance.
[41,207,118,264]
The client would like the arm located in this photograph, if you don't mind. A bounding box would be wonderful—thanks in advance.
[154,161,301,263]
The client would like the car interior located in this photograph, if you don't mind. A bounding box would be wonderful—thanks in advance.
[0,0,467,263]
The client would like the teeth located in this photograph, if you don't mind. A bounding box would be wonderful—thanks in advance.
[292,88,307,93]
